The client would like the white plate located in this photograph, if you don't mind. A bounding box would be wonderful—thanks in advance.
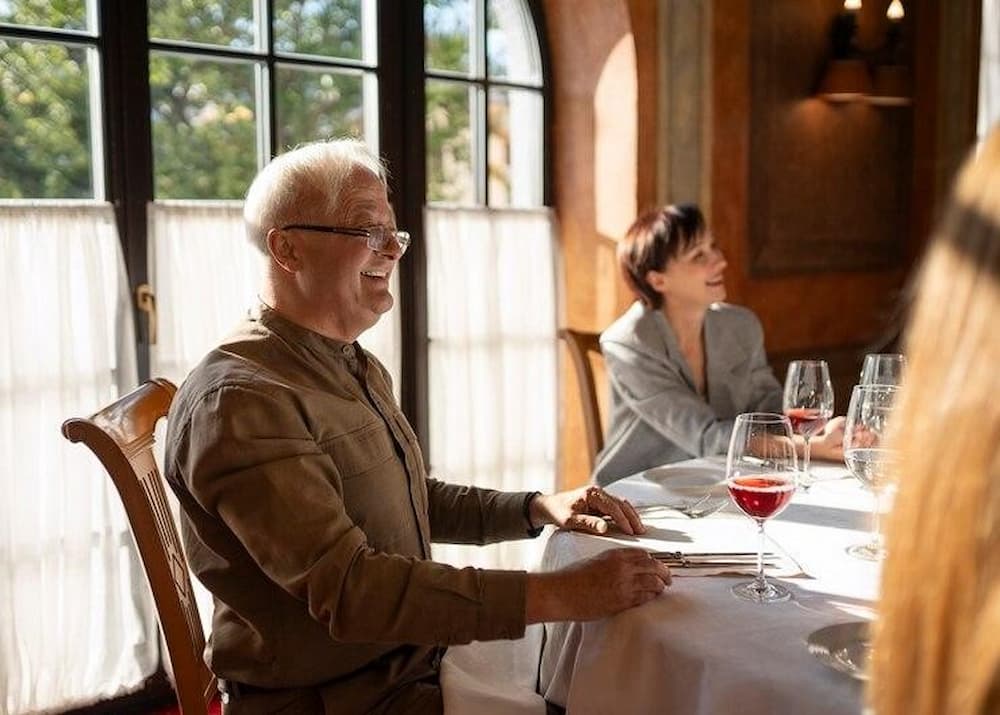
[638,462,729,518]
[806,621,871,681]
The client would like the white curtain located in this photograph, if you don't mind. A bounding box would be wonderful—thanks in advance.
[149,201,400,393]
[0,202,157,714]
[426,207,558,570]
[980,0,1000,140]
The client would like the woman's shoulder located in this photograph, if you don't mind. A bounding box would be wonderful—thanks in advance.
[601,302,665,349]
[707,302,764,333]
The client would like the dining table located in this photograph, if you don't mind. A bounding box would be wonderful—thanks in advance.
[537,457,881,715]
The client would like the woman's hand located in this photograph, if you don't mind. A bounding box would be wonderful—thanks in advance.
[529,485,646,536]
[810,416,846,461]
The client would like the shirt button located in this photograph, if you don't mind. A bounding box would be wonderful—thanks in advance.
[342,345,355,358]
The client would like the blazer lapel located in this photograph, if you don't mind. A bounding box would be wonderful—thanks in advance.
[704,307,745,415]
[652,310,697,393]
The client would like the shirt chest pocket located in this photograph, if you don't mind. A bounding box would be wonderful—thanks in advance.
[320,420,396,480]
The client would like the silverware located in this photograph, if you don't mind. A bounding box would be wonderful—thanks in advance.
[649,550,775,560]
[657,555,779,568]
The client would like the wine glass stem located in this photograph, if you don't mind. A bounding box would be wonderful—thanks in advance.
[871,488,883,552]
[756,520,767,591]
[802,436,812,483]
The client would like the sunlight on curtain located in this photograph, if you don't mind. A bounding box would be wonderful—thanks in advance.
[148,200,400,392]
[0,202,157,714]
[426,207,557,571]
[979,0,1000,140]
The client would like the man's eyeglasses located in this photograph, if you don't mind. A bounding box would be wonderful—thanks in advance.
[281,224,411,256]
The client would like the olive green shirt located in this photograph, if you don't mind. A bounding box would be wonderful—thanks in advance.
[165,307,534,713]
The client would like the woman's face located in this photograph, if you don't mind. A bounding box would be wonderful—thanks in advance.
[646,231,727,310]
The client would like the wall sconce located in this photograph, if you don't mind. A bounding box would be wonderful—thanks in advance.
[869,0,910,105]
[817,0,911,106]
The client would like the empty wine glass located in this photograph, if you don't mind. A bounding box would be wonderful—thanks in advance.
[725,413,798,603]
[844,384,899,560]
[783,360,834,489]
[860,353,906,387]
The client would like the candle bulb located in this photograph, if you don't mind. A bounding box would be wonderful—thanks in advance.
[844,0,862,10]
[887,0,904,21]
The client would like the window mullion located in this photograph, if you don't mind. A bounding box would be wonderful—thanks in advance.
[477,0,488,206]
[262,0,277,161]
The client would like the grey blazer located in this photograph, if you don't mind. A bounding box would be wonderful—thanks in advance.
[592,301,783,486]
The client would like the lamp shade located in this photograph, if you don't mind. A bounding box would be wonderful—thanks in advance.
[818,58,872,102]
[868,63,911,106]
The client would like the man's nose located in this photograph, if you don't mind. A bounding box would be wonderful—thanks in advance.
[376,237,404,260]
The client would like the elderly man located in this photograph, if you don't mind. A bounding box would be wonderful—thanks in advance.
[165,139,671,714]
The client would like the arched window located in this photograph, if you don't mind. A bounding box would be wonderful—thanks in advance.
[0,1,551,711]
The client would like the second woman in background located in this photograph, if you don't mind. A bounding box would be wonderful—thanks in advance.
[592,204,843,486]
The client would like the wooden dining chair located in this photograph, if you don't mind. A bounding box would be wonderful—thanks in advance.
[62,378,217,715]
[558,328,606,471]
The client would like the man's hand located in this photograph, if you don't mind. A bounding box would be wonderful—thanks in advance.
[810,416,846,461]
[529,485,645,536]
[525,548,671,623]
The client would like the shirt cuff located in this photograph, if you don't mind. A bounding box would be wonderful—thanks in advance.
[522,491,543,538]
[476,569,528,641]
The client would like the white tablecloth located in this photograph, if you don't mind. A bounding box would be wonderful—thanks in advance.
[539,460,880,715]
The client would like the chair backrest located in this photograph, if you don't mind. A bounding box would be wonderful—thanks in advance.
[61,378,216,715]
[558,328,605,470]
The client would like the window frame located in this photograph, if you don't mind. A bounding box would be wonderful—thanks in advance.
[3,0,549,468]
[1,1,550,708]
[423,0,549,208]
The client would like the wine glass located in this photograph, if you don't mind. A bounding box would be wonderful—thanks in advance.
[843,384,899,560]
[860,353,906,387]
[725,413,798,603]
[782,360,834,489]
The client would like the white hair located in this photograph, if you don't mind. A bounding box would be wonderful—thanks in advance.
[243,138,387,253]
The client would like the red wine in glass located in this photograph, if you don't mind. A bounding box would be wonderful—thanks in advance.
[784,407,829,439]
[727,476,795,520]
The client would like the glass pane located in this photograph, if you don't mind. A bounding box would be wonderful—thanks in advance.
[425,0,471,74]
[273,0,365,60]
[426,79,475,204]
[0,0,87,32]
[487,0,541,84]
[149,53,257,199]
[0,39,94,198]
[488,88,542,207]
[276,65,367,148]
[149,0,255,49]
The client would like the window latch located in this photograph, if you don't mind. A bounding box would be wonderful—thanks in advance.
[135,283,157,345]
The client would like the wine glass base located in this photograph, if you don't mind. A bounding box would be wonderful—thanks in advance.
[731,579,791,603]
[846,542,886,561]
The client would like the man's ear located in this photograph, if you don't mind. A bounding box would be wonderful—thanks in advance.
[266,228,301,273]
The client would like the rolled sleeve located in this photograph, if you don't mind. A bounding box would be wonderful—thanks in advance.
[426,480,539,544]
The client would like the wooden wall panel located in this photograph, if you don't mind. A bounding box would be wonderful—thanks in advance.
[749,1,912,275]
[713,0,908,409]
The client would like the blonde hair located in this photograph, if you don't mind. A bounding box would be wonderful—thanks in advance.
[242,138,386,253]
[871,127,1000,714]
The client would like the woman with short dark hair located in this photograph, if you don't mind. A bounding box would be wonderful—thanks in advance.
[592,204,843,486]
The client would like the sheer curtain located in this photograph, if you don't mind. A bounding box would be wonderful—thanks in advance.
[149,201,400,392]
[426,207,558,570]
[0,202,157,714]
[979,0,1000,140]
